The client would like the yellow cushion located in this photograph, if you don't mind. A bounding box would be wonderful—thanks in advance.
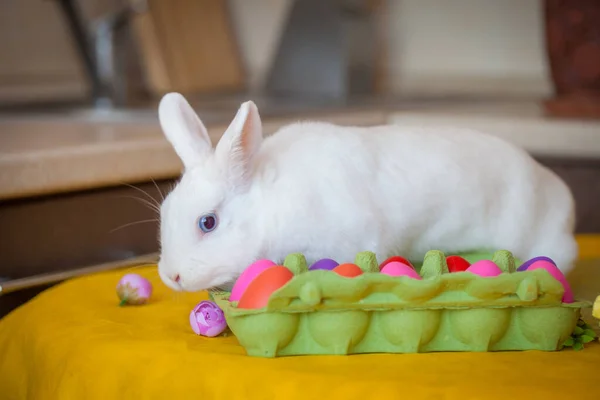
[2,238,600,399]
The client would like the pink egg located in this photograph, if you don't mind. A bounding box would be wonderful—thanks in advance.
[465,260,502,277]
[380,262,422,280]
[526,260,574,303]
[229,259,277,302]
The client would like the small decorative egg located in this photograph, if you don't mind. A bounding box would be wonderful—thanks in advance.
[525,260,574,303]
[309,258,339,271]
[465,260,502,277]
[517,256,556,272]
[380,262,422,279]
[116,273,153,306]
[446,255,471,273]
[332,263,364,277]
[380,256,414,269]
[229,259,277,302]
[237,266,294,309]
[189,301,227,337]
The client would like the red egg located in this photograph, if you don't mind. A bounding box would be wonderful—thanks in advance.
[380,256,414,269]
[237,266,294,309]
[333,263,364,277]
[446,255,471,273]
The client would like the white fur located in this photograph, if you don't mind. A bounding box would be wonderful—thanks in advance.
[157,92,578,292]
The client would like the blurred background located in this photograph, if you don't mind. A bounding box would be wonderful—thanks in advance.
[0,0,599,315]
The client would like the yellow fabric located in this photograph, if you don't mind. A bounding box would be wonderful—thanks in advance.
[1,238,600,399]
[576,233,600,260]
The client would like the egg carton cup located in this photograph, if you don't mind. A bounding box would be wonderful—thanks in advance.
[213,250,592,358]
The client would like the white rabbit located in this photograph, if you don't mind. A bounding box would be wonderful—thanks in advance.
[157,92,578,292]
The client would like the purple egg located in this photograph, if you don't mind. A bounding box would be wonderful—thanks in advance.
[309,258,339,271]
[517,256,556,271]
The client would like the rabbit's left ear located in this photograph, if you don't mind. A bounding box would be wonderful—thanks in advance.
[215,100,263,186]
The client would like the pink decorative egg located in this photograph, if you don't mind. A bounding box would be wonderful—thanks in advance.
[380,262,422,280]
[465,260,502,277]
[229,259,276,302]
[525,260,574,303]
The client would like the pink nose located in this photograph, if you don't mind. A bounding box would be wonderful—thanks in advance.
[174,274,181,283]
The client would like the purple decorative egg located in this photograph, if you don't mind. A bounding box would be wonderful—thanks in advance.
[309,258,339,271]
[190,301,227,337]
[517,256,556,272]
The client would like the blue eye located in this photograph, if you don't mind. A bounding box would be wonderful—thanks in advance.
[198,213,218,233]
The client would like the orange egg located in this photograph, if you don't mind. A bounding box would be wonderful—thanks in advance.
[332,263,363,277]
[237,266,294,309]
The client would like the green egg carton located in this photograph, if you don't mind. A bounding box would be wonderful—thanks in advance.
[213,250,592,358]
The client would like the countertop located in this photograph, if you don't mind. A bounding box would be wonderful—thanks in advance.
[1,98,599,201]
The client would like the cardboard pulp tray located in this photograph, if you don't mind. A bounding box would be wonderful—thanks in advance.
[213,250,591,357]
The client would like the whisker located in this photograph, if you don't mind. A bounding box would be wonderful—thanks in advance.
[150,178,165,202]
[110,218,159,233]
[118,195,161,215]
[120,182,162,209]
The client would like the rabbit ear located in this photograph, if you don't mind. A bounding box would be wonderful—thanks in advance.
[215,100,263,187]
[158,92,212,169]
